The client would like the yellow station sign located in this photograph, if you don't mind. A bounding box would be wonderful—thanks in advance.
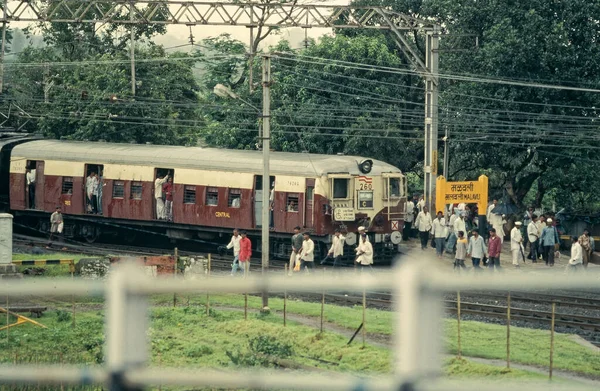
[436,175,488,215]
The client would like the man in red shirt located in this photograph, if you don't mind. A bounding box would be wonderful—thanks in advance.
[239,231,252,277]
[162,177,174,222]
[487,228,502,271]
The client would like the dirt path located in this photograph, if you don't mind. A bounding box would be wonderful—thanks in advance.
[215,305,600,386]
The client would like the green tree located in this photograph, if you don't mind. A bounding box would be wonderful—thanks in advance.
[352,0,600,209]
[7,45,202,144]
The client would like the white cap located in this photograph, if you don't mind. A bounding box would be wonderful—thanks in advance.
[547,218,553,223]
[358,226,366,231]
[515,221,522,226]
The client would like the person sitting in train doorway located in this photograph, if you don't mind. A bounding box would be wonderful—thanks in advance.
[47,206,64,249]
[239,231,252,278]
[269,181,275,231]
[227,229,242,276]
[163,177,174,222]
[85,171,99,214]
[97,170,105,215]
[300,232,315,274]
[355,230,374,272]
[289,226,303,276]
[26,167,36,209]
[154,172,169,220]
[322,228,345,268]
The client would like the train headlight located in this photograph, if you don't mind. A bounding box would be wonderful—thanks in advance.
[358,159,373,174]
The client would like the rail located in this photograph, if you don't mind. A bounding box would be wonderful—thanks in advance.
[0,259,598,390]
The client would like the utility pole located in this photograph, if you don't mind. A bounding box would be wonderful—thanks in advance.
[443,106,449,179]
[423,26,440,211]
[187,26,195,45]
[248,11,254,94]
[129,4,136,96]
[261,55,271,312]
[0,0,7,94]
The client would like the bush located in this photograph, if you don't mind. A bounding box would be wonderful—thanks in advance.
[184,344,214,358]
[226,335,294,367]
[56,310,72,322]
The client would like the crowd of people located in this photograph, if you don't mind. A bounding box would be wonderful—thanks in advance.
[223,225,374,277]
[405,197,596,273]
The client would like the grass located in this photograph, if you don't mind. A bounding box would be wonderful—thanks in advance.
[158,292,600,377]
[0,307,567,385]
[8,253,600,379]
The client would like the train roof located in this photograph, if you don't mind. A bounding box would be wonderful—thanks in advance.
[12,140,402,177]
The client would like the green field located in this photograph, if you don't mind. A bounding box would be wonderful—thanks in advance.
[0,306,576,384]
[5,253,600,385]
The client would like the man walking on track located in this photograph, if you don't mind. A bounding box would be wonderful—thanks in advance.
[47,206,64,248]
[527,215,540,262]
[541,218,560,266]
[579,229,592,268]
[226,229,242,276]
[300,232,315,273]
[325,228,345,268]
[239,231,252,277]
[289,226,303,275]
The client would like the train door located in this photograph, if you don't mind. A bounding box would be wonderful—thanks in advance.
[83,164,104,214]
[304,179,315,228]
[34,161,45,210]
[253,175,275,228]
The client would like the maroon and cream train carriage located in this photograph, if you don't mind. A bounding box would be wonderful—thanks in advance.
[8,140,407,257]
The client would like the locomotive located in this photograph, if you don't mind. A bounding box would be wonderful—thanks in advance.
[1,137,407,259]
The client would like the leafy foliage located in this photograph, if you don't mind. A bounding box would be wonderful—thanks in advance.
[226,335,294,367]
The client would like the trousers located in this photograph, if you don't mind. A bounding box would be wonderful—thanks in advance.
[488,256,501,270]
[165,200,173,221]
[28,183,36,209]
[435,238,445,255]
[289,252,299,273]
[419,231,429,250]
[512,247,524,265]
[300,259,314,273]
[156,197,165,220]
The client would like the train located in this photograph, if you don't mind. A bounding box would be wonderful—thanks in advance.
[0,137,407,260]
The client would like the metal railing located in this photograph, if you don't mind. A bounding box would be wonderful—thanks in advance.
[0,257,598,390]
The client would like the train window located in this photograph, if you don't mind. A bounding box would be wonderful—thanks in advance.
[286,194,299,212]
[206,187,218,206]
[131,181,143,200]
[358,191,374,209]
[184,186,196,204]
[228,188,241,208]
[333,178,349,199]
[388,178,401,198]
[61,177,73,194]
[113,181,125,198]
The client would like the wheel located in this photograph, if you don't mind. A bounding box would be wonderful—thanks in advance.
[81,225,100,243]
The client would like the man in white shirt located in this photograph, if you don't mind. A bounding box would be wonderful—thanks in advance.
[467,230,487,270]
[431,211,447,258]
[300,232,315,273]
[486,199,498,222]
[511,221,525,267]
[227,229,242,276]
[566,236,583,272]
[154,173,169,220]
[355,232,374,269]
[527,214,540,262]
[326,229,345,268]
[415,206,433,250]
[85,172,99,214]
[446,208,459,254]
[26,168,36,209]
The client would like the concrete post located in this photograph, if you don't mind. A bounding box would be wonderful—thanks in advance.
[0,213,12,264]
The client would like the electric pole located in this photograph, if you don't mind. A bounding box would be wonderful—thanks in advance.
[0,0,7,94]
[130,4,136,96]
[423,26,440,211]
[261,54,271,312]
